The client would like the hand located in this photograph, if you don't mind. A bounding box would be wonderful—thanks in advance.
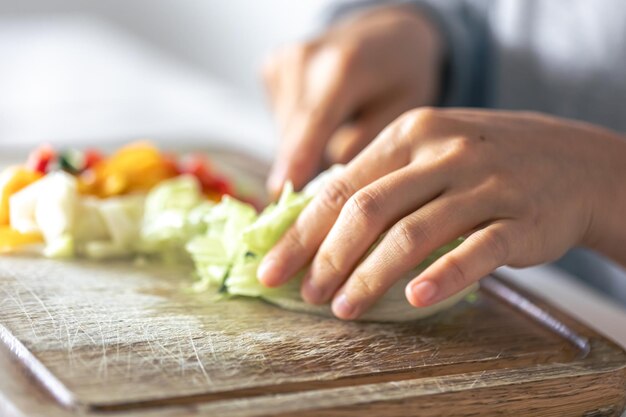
[262,6,443,197]
[257,108,626,320]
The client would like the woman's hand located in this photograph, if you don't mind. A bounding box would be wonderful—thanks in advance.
[257,108,626,320]
[262,6,443,197]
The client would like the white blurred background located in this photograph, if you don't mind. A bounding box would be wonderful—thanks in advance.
[0,1,335,158]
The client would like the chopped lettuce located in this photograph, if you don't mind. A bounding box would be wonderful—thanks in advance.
[184,167,341,295]
[185,164,465,306]
[139,175,214,261]
[186,195,257,291]
[241,182,310,254]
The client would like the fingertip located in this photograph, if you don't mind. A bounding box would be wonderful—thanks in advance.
[406,280,439,308]
[257,256,284,288]
[331,293,358,321]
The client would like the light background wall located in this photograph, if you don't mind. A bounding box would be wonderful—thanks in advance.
[0,0,335,102]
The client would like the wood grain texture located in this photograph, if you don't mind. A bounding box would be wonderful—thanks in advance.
[1,256,625,416]
[0,147,625,416]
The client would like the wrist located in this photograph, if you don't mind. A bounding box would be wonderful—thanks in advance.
[582,130,626,266]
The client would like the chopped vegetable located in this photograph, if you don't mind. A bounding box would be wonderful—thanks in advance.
[0,142,248,260]
[98,195,145,249]
[59,149,85,174]
[180,153,234,198]
[33,172,78,244]
[139,175,214,261]
[43,233,74,258]
[82,149,104,170]
[0,167,43,225]
[184,167,338,295]
[26,144,56,174]
[80,142,178,197]
[186,195,257,290]
[0,226,43,253]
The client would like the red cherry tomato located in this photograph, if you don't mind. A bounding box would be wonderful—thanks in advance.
[181,154,215,188]
[162,152,181,176]
[26,144,56,174]
[205,175,234,196]
[83,149,104,170]
[182,154,212,178]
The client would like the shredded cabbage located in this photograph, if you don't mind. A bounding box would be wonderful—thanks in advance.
[139,175,214,262]
[185,164,464,304]
[185,168,336,295]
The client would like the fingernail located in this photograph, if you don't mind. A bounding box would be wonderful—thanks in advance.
[411,281,438,306]
[258,257,282,287]
[332,294,357,320]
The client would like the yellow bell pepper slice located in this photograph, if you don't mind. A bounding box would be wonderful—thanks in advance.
[0,166,43,225]
[79,141,177,198]
[0,226,43,253]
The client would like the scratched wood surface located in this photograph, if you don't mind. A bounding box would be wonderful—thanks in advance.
[1,147,626,417]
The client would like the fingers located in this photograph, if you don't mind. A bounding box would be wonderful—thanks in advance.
[329,193,497,320]
[266,46,359,197]
[262,44,310,131]
[405,222,515,308]
[267,106,346,197]
[300,163,449,305]
[258,127,412,288]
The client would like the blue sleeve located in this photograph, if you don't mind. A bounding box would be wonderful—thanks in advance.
[325,0,491,107]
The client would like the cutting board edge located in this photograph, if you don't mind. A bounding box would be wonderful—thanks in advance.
[0,324,80,411]
[86,358,626,415]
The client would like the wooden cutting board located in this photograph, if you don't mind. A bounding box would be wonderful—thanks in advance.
[1,148,625,417]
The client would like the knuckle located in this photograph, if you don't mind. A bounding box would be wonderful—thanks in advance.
[317,177,354,213]
[403,107,440,131]
[390,107,442,147]
[440,255,468,289]
[282,222,308,253]
[344,189,382,227]
[449,135,474,154]
[317,250,343,276]
[389,219,429,257]
[332,42,359,73]
[437,135,476,167]
[352,274,382,299]
[411,106,440,123]
[483,227,511,264]
[313,42,359,83]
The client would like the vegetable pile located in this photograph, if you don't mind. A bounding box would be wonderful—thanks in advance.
[1,142,462,306]
[0,142,239,258]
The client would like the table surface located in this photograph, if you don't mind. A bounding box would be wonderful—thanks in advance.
[0,16,625,417]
